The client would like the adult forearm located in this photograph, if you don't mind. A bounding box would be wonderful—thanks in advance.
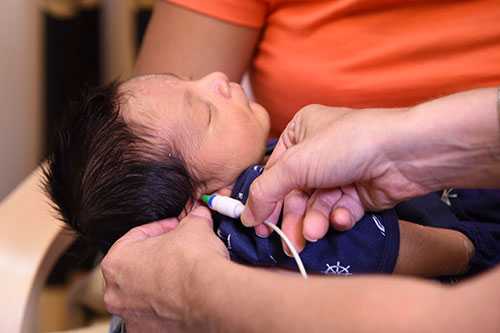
[188,258,450,333]
[134,1,258,80]
[444,267,500,332]
[388,87,500,192]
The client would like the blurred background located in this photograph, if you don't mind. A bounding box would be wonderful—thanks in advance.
[0,0,153,202]
[0,1,154,331]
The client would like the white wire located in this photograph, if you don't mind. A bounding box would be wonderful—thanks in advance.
[264,221,308,279]
[206,194,308,279]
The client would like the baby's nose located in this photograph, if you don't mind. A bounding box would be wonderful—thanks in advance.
[203,72,231,98]
[206,71,230,83]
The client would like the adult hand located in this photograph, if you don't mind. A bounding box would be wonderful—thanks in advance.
[102,206,229,332]
[244,88,500,250]
[243,104,429,249]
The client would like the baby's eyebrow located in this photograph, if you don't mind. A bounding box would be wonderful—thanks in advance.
[184,89,213,126]
[128,72,184,82]
[163,72,183,80]
[162,72,193,81]
[184,89,193,107]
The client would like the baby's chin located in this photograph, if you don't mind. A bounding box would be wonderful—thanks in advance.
[250,102,271,136]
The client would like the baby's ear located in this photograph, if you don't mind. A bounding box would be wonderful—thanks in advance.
[179,200,196,219]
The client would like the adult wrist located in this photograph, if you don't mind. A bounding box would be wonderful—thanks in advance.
[184,256,234,331]
[395,104,449,193]
[147,255,230,332]
[373,107,436,198]
[382,88,500,193]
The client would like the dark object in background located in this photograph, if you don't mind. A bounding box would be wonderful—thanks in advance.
[136,5,152,50]
[44,4,101,155]
[44,2,102,285]
[43,1,153,285]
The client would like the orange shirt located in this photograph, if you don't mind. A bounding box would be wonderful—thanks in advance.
[168,0,500,136]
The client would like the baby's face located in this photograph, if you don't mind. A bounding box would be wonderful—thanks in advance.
[120,72,271,194]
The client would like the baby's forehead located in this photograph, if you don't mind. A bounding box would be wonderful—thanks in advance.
[120,75,183,112]
[117,75,195,150]
[119,76,160,100]
[121,74,179,93]
[117,79,165,128]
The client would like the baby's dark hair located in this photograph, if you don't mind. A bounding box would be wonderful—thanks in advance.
[43,81,198,252]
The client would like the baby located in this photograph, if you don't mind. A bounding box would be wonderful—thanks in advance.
[44,72,500,277]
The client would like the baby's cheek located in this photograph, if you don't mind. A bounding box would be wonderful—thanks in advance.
[250,103,271,132]
[232,138,262,163]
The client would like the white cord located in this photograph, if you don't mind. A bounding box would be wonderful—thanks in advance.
[205,194,308,279]
[264,221,308,279]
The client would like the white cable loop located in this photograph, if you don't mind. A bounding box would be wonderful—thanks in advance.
[264,221,308,279]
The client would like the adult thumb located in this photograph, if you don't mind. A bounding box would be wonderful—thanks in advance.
[241,149,301,226]
[113,218,179,247]
[179,205,214,232]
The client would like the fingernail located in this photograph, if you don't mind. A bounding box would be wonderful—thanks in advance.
[255,224,270,238]
[342,215,355,231]
[255,230,266,238]
[241,208,255,227]
[283,244,292,257]
[306,237,318,242]
[304,233,318,242]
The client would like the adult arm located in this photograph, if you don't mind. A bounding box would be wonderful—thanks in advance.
[242,88,500,241]
[193,255,500,333]
[134,1,260,81]
[102,206,500,332]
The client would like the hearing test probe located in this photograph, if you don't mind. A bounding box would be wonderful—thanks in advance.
[202,194,308,278]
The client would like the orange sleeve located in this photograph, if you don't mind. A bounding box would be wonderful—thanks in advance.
[166,0,269,28]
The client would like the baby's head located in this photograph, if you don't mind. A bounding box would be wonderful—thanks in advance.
[45,72,270,251]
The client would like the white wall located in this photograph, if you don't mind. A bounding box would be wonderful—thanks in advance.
[0,1,43,201]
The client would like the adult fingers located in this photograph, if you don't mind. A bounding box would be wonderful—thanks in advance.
[329,186,366,231]
[265,121,297,169]
[252,124,295,236]
[330,207,355,231]
[264,134,289,169]
[242,147,302,227]
[302,189,342,242]
[113,218,179,247]
[281,190,308,256]
[180,205,214,231]
[255,200,282,238]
